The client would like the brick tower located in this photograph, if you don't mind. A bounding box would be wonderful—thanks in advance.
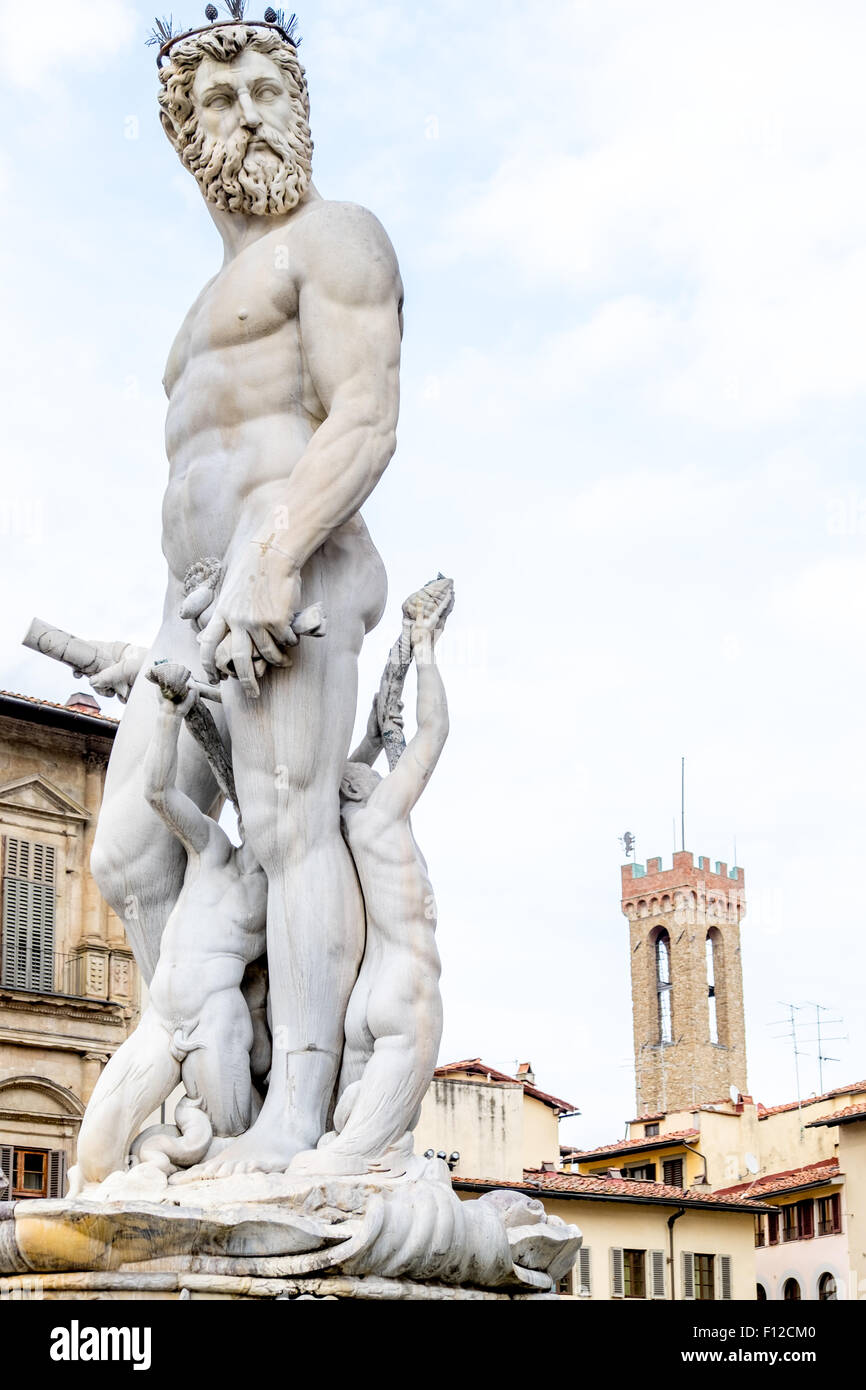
[621,852,748,1116]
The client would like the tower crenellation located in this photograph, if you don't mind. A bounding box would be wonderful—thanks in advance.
[622,851,748,1116]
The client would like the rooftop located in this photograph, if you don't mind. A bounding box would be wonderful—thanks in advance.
[717,1159,842,1201]
[456,1169,771,1214]
[561,1128,700,1163]
[807,1101,866,1129]
[434,1059,578,1115]
[757,1079,866,1119]
[0,689,119,728]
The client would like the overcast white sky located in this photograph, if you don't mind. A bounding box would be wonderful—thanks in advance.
[1,0,865,1147]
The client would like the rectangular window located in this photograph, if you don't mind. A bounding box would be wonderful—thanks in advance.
[644,1123,660,1137]
[767,1211,780,1245]
[623,1249,646,1299]
[1,836,57,992]
[797,1200,814,1240]
[663,1157,684,1189]
[755,1217,765,1248]
[817,1194,841,1236]
[1,1145,65,1200]
[13,1148,47,1199]
[783,1205,799,1242]
[694,1253,715,1301]
[623,1162,656,1182]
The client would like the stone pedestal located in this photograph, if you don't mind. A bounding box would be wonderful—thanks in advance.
[0,1161,580,1302]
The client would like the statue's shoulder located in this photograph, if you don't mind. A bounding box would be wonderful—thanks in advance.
[294,199,400,281]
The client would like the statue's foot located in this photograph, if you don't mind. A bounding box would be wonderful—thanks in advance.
[289,1145,376,1178]
[171,1121,310,1182]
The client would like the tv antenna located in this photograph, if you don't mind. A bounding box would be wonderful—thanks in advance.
[802,1002,847,1093]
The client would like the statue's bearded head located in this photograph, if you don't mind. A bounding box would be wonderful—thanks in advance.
[158,25,313,216]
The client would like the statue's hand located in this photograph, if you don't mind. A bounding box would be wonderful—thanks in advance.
[197,551,301,699]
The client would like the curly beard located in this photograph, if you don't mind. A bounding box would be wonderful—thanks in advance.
[182,121,312,215]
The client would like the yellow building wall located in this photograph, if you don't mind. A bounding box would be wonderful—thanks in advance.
[758,1105,840,1178]
[457,1190,757,1300]
[414,1079,525,1182]
[578,1142,704,1188]
[839,1124,866,1300]
[522,1093,561,1171]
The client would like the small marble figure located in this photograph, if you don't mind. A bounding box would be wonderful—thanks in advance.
[69,664,267,1191]
[290,581,453,1177]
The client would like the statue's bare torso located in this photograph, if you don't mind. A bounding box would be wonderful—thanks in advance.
[161,199,397,583]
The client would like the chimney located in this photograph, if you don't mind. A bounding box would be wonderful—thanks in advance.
[65,692,101,716]
[516,1061,535,1085]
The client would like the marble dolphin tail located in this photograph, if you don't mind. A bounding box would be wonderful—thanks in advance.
[131,1096,213,1175]
[22,618,147,704]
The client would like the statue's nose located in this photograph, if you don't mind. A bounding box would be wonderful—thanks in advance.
[238,92,262,131]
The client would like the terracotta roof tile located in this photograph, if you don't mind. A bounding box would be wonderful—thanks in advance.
[455,1170,771,1212]
[717,1159,841,1200]
[806,1101,866,1128]
[757,1079,866,1118]
[561,1128,700,1162]
[0,690,119,725]
[434,1058,578,1115]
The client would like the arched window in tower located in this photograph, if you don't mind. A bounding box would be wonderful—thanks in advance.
[706,932,719,1044]
[656,930,673,1044]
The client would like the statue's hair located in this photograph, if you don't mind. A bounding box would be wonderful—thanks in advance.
[157,22,312,165]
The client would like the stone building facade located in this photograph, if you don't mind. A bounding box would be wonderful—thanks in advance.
[622,852,747,1116]
[0,691,139,1200]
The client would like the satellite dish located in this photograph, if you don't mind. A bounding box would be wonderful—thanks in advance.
[729,1085,740,1105]
[745,1153,760,1175]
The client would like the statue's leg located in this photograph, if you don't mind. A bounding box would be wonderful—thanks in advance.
[90,599,223,982]
[181,989,255,1138]
[291,922,443,1176]
[200,524,386,1176]
[72,1009,180,1187]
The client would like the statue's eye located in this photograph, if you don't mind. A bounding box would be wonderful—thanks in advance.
[207,95,232,111]
[255,84,282,101]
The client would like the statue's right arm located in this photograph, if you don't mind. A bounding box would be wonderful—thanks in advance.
[370,654,449,823]
[143,701,216,857]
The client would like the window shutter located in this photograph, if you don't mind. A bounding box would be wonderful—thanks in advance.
[663,1157,684,1189]
[682,1251,696,1300]
[610,1247,625,1298]
[1,837,56,992]
[47,1149,66,1199]
[650,1248,666,1298]
[577,1245,592,1297]
[719,1254,733,1301]
[0,1144,13,1196]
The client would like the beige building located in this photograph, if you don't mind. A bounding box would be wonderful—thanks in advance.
[414,1058,577,1180]
[0,690,139,1201]
[419,1057,767,1300]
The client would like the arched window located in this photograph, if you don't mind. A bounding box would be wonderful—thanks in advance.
[756,1283,767,1301]
[818,1273,837,1301]
[783,1277,801,1301]
[656,930,673,1044]
[706,933,719,1044]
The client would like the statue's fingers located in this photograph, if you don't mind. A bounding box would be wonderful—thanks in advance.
[198,617,228,683]
[271,616,300,648]
[231,631,260,700]
[214,634,234,675]
[251,627,293,668]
